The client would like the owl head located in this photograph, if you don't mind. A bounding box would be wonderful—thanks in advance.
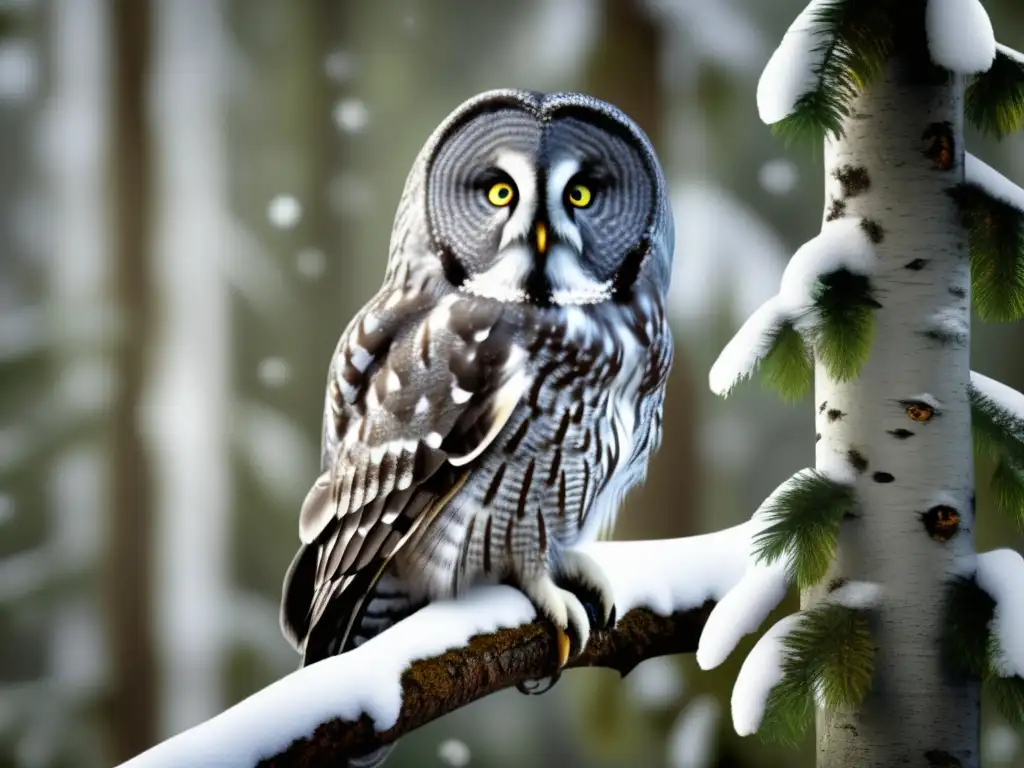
[388,90,673,308]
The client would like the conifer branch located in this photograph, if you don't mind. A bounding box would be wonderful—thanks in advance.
[759,602,875,745]
[990,457,1024,531]
[809,268,880,381]
[951,182,1024,322]
[942,572,1024,725]
[970,380,1024,474]
[753,471,857,588]
[966,45,1024,138]
[760,321,815,402]
[771,0,894,143]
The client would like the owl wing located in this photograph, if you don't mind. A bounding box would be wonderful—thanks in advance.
[280,290,529,660]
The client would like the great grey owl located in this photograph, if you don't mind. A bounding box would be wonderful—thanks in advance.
[279,89,674,764]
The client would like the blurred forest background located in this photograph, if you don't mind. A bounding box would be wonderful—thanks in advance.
[1,0,1023,766]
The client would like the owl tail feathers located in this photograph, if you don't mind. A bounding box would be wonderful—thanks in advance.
[279,542,318,654]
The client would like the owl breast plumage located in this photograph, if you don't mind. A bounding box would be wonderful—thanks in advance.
[279,90,675,688]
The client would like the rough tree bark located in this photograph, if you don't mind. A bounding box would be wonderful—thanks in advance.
[255,603,714,767]
[809,33,979,768]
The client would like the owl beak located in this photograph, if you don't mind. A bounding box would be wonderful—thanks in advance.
[534,221,548,255]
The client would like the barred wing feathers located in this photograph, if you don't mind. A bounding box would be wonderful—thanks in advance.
[280,292,530,661]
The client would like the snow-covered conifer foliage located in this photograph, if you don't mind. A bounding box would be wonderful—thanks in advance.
[709,0,1024,764]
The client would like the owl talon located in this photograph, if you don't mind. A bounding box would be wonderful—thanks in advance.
[556,549,617,632]
[515,670,562,696]
[556,627,572,667]
[519,574,591,668]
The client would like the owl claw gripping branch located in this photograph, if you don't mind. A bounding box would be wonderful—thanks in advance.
[279,90,674,761]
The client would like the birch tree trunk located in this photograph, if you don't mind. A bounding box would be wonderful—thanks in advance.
[808,46,979,768]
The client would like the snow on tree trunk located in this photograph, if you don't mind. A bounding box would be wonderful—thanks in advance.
[810,59,978,767]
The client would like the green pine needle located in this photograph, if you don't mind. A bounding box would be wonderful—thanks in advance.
[759,603,875,745]
[970,382,1024,470]
[753,471,857,588]
[966,48,1024,138]
[759,321,814,403]
[771,0,894,143]
[989,673,1024,726]
[942,573,1024,724]
[759,673,815,747]
[942,576,996,677]
[991,457,1024,530]
[811,269,880,382]
[794,603,875,710]
[772,90,849,146]
[950,183,1024,322]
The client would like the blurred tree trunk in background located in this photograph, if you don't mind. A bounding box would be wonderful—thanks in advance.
[147,0,233,741]
[42,0,111,763]
[225,0,360,702]
[106,0,157,760]
[582,0,701,543]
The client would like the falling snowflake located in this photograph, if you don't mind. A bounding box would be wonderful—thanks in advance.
[437,738,471,767]
[625,656,684,709]
[267,195,302,229]
[332,97,369,134]
[758,158,799,196]
[323,50,357,83]
[985,724,1020,764]
[296,248,327,280]
[667,695,721,768]
[257,357,292,389]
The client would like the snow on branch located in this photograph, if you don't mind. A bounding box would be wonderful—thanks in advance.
[702,468,852,666]
[966,44,1024,137]
[729,582,879,745]
[756,0,892,141]
[710,218,879,400]
[976,549,1024,679]
[697,474,805,672]
[945,549,1024,724]
[970,370,1024,467]
[952,156,1024,322]
[925,0,996,75]
[971,371,1024,528]
[965,154,1024,213]
[117,529,753,768]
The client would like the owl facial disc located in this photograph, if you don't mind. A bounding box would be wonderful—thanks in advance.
[424,91,664,309]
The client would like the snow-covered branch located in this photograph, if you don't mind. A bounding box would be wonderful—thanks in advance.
[975,549,1024,680]
[755,0,893,141]
[117,528,754,768]
[970,371,1024,528]
[965,154,1024,214]
[966,44,1024,137]
[709,217,879,400]
[925,0,995,74]
[952,157,1024,322]
[946,549,1024,725]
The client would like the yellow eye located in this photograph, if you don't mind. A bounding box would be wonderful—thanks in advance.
[487,182,515,206]
[567,183,593,208]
